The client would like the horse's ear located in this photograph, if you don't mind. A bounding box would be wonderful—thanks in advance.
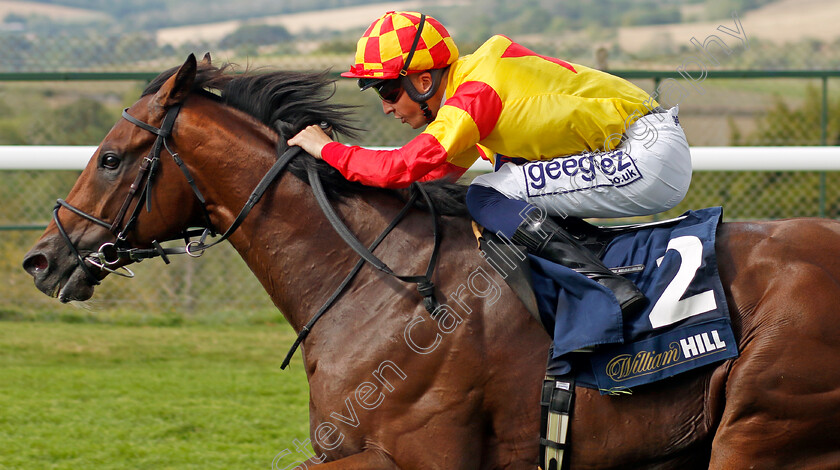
[151,54,197,113]
[200,53,212,67]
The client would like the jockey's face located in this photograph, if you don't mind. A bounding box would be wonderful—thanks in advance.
[381,72,438,129]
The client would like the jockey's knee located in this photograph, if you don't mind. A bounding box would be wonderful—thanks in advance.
[466,184,535,237]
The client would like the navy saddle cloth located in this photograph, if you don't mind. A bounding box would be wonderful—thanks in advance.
[481,207,739,394]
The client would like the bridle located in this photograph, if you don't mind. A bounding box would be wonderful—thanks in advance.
[54,104,216,284]
[54,104,185,284]
[52,100,442,367]
[53,103,307,284]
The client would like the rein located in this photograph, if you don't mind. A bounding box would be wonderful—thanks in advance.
[54,103,442,368]
[280,168,441,369]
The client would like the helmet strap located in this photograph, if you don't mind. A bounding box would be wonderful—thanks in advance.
[394,13,446,124]
[401,67,446,124]
[399,14,426,77]
[419,102,433,123]
[401,68,445,103]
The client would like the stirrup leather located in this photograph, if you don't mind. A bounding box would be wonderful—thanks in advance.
[540,375,575,470]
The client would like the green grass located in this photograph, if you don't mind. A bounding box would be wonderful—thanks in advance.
[0,322,313,469]
[0,305,288,328]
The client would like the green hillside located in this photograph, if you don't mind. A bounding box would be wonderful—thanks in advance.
[14,0,387,29]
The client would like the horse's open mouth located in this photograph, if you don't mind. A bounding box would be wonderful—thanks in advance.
[56,267,97,303]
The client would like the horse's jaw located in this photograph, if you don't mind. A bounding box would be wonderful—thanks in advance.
[23,234,99,303]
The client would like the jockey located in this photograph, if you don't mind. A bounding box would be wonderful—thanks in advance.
[288,11,692,315]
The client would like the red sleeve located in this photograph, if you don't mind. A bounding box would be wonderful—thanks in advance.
[321,133,448,189]
[320,81,502,189]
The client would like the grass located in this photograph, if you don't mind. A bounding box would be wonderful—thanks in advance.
[0,305,288,328]
[0,322,313,469]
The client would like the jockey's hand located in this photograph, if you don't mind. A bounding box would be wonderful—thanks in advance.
[287,124,332,159]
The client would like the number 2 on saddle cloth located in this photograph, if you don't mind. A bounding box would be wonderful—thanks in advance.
[476,206,739,394]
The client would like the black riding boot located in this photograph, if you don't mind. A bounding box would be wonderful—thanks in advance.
[512,216,645,314]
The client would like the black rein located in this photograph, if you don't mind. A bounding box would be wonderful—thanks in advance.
[280,167,442,369]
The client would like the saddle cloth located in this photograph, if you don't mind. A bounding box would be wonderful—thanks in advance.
[483,207,739,394]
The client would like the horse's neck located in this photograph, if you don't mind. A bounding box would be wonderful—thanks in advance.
[230,178,429,331]
[182,109,418,331]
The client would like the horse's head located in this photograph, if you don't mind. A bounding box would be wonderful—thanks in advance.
[23,54,214,302]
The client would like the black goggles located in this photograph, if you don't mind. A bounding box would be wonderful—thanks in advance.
[358,78,404,104]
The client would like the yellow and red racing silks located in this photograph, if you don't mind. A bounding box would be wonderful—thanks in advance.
[322,35,659,188]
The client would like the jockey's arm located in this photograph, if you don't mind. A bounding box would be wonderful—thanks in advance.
[319,110,487,188]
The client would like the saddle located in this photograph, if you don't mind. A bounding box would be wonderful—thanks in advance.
[476,214,688,330]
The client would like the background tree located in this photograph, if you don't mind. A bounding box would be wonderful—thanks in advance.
[219,24,291,50]
[731,85,840,146]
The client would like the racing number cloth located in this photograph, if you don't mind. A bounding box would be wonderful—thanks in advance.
[536,207,739,393]
[321,35,659,188]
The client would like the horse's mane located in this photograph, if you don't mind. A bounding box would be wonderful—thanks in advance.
[141,62,470,217]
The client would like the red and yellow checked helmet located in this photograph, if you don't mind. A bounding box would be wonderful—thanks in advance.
[341,11,459,79]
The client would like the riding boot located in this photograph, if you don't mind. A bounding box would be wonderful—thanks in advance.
[511,216,646,314]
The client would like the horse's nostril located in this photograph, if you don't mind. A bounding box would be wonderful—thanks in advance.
[23,253,49,276]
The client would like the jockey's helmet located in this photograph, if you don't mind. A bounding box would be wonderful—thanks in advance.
[341,11,458,122]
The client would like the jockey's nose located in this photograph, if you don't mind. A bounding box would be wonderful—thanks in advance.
[382,100,395,115]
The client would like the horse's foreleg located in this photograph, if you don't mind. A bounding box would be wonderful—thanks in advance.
[304,450,398,469]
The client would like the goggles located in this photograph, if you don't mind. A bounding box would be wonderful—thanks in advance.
[358,78,404,104]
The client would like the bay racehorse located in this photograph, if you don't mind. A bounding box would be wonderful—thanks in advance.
[23,55,840,469]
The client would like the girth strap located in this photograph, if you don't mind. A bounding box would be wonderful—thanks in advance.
[477,229,542,327]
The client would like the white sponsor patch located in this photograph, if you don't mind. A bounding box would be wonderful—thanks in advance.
[523,150,643,198]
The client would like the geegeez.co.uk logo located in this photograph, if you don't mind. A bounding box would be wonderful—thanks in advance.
[524,149,642,198]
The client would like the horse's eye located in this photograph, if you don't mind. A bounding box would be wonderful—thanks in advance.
[100,154,121,170]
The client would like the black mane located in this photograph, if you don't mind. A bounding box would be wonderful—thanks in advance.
[142,61,470,217]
